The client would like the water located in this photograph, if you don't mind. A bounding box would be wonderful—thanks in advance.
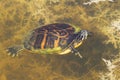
[0,0,120,80]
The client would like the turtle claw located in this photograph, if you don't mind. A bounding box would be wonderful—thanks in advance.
[7,52,11,56]
[11,54,16,57]
[75,52,83,58]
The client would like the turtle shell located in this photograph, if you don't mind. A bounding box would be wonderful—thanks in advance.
[28,23,75,48]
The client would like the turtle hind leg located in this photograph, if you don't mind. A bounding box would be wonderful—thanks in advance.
[6,45,24,57]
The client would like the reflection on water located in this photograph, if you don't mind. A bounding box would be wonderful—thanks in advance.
[0,0,120,80]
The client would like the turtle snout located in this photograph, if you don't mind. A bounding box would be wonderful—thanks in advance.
[88,31,93,37]
[81,31,93,40]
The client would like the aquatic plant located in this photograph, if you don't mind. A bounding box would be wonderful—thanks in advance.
[0,0,120,80]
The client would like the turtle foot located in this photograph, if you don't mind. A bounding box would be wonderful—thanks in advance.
[70,46,83,58]
[6,46,22,57]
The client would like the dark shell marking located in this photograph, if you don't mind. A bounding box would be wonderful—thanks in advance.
[25,23,75,50]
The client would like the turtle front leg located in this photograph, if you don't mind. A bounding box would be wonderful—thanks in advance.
[70,46,83,58]
[6,45,23,57]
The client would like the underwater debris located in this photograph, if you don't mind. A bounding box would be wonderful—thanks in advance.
[99,58,120,80]
[102,58,116,71]
[111,19,120,30]
[83,0,114,5]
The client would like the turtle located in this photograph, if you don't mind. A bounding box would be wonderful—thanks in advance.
[6,23,92,58]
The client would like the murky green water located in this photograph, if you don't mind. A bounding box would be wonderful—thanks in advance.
[0,0,120,80]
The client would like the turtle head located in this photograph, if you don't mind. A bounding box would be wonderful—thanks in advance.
[77,30,92,40]
[73,30,92,48]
